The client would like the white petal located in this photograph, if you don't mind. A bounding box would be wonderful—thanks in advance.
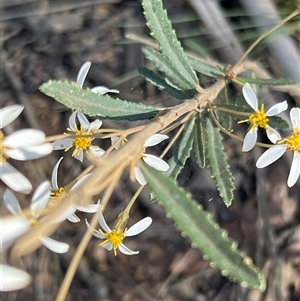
[89,119,102,131]
[67,213,80,223]
[266,101,288,116]
[88,146,105,157]
[74,149,84,162]
[143,154,169,171]
[77,111,90,130]
[134,166,147,185]
[144,134,169,147]
[266,125,281,144]
[68,111,77,131]
[118,243,139,255]
[76,203,101,213]
[53,206,77,223]
[0,162,32,194]
[98,213,111,232]
[101,242,113,251]
[70,173,91,191]
[287,152,300,187]
[40,236,69,253]
[126,217,152,237]
[76,61,91,88]
[91,86,119,95]
[0,216,30,252]
[30,181,51,217]
[51,157,64,189]
[256,145,286,168]
[242,83,258,111]
[0,264,31,291]
[7,143,53,161]
[111,136,119,146]
[242,128,257,152]
[85,219,106,239]
[3,189,23,215]
[290,107,300,130]
[4,129,45,148]
[0,105,24,129]
[53,138,74,150]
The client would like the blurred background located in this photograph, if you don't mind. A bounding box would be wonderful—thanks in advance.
[1,0,299,300]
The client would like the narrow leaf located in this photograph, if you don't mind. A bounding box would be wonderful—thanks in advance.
[142,164,266,290]
[142,0,198,90]
[138,66,190,101]
[188,56,224,77]
[205,118,234,207]
[236,76,299,86]
[167,118,195,179]
[142,47,196,94]
[268,116,290,130]
[193,115,206,168]
[40,80,158,121]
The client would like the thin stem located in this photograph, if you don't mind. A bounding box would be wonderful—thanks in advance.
[209,110,272,149]
[54,169,122,301]
[212,105,251,117]
[229,9,300,71]
[123,185,145,215]
[160,121,186,159]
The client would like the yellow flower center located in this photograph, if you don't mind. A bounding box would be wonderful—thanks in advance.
[0,130,7,163]
[286,129,300,152]
[99,229,126,256]
[29,216,39,227]
[48,187,67,209]
[50,187,65,199]
[73,126,93,150]
[249,104,269,129]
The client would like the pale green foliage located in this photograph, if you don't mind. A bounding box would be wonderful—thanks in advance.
[40,80,158,121]
[166,118,195,178]
[205,118,235,207]
[142,164,266,290]
[142,0,198,90]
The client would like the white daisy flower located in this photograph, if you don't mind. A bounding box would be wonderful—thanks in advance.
[52,111,105,162]
[134,134,170,185]
[256,107,300,187]
[76,61,119,94]
[0,264,31,291]
[239,83,288,152]
[0,105,53,194]
[49,157,101,223]
[86,214,152,256]
[3,181,69,253]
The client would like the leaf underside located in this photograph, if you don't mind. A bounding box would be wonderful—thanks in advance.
[40,80,158,121]
[142,164,266,290]
[142,0,198,91]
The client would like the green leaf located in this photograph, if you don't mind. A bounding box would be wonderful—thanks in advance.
[142,47,196,94]
[167,118,195,179]
[205,118,234,207]
[138,66,191,101]
[188,56,225,77]
[215,87,232,131]
[142,164,266,290]
[193,115,206,168]
[268,116,290,130]
[142,0,198,90]
[235,76,299,86]
[39,80,158,121]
